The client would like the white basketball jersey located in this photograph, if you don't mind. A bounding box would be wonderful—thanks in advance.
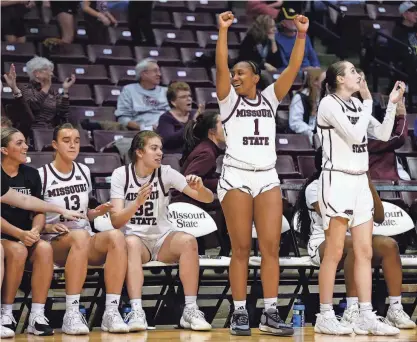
[38,162,92,233]
[110,164,188,239]
[317,95,396,174]
[217,84,280,169]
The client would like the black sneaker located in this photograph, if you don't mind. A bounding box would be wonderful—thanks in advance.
[27,312,54,336]
[259,307,294,336]
[230,307,251,336]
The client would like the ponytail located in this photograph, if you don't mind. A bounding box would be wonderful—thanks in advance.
[320,77,328,100]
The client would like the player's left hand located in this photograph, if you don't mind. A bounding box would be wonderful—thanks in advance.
[186,175,203,190]
[294,15,309,33]
[389,81,406,104]
[90,202,113,218]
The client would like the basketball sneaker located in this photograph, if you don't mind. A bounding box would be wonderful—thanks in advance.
[62,308,90,335]
[27,312,54,336]
[314,310,353,335]
[101,308,129,333]
[259,306,294,336]
[180,305,212,331]
[354,311,400,335]
[340,303,359,327]
[230,307,251,336]
[124,308,148,332]
[0,309,16,332]
[0,325,14,339]
[386,305,416,329]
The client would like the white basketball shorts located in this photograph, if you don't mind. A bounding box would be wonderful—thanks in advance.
[318,171,373,230]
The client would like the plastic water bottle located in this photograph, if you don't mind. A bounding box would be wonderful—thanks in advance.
[121,305,131,321]
[338,298,347,316]
[292,299,305,327]
[79,305,87,321]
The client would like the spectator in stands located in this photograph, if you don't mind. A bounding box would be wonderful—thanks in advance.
[110,131,213,332]
[276,7,320,70]
[48,1,79,44]
[23,57,75,129]
[289,68,325,143]
[115,58,170,131]
[295,149,416,330]
[1,0,34,43]
[238,15,281,75]
[157,82,205,154]
[127,1,155,46]
[393,2,417,63]
[82,0,118,44]
[1,127,54,337]
[39,123,128,335]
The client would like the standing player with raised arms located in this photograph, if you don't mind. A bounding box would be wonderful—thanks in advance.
[216,10,308,336]
[315,60,405,335]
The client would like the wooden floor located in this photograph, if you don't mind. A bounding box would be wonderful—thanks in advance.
[11,328,417,342]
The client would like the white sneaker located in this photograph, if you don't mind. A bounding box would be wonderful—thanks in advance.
[354,311,400,335]
[0,325,15,339]
[340,303,359,327]
[314,310,353,335]
[62,309,90,335]
[124,308,148,332]
[180,305,212,331]
[386,305,416,329]
[27,312,54,336]
[101,308,129,333]
[1,309,16,331]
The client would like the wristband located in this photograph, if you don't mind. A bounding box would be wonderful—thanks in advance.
[297,32,307,39]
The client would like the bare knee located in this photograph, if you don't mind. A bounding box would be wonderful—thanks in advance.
[69,230,90,251]
[259,241,279,259]
[180,234,198,254]
[378,237,399,257]
[354,243,373,262]
[7,243,28,264]
[232,243,251,260]
[324,242,345,264]
[32,241,53,263]
[106,230,127,250]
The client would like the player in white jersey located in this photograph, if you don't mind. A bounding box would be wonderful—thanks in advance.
[38,124,129,335]
[216,11,308,336]
[294,149,415,331]
[315,60,405,335]
[110,131,214,332]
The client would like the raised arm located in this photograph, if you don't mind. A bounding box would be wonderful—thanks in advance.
[216,11,234,101]
[274,15,309,101]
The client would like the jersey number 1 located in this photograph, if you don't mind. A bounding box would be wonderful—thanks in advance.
[253,119,259,135]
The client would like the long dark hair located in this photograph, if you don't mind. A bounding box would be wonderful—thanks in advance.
[180,111,219,166]
[294,147,323,244]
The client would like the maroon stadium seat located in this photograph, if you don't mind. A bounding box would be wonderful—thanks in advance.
[154,1,187,12]
[297,155,317,179]
[93,130,138,151]
[32,128,94,152]
[228,14,252,32]
[74,25,90,44]
[87,45,134,65]
[109,65,137,86]
[108,27,133,45]
[360,20,396,39]
[68,106,116,125]
[42,44,88,64]
[366,4,401,20]
[406,157,417,180]
[24,6,41,23]
[263,72,304,91]
[196,30,240,48]
[396,137,416,158]
[180,47,214,64]
[153,29,197,47]
[76,153,122,176]
[282,179,306,206]
[162,153,182,172]
[112,9,128,26]
[3,62,30,83]
[57,64,109,85]
[187,1,228,13]
[51,84,94,106]
[173,12,215,30]
[1,42,36,62]
[26,24,60,42]
[195,88,218,108]
[161,67,211,87]
[94,85,122,106]
[134,46,181,66]
[26,152,54,169]
[275,155,301,180]
[151,10,174,29]
[276,134,314,156]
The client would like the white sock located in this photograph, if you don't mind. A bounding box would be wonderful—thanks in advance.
[389,296,402,309]
[264,297,277,311]
[130,298,142,311]
[234,300,246,311]
[185,296,197,308]
[31,303,45,314]
[1,304,13,314]
[346,297,358,309]
[320,303,333,314]
[66,294,80,311]
[105,294,120,310]
[359,302,373,318]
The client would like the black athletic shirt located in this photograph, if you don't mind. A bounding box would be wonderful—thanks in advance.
[1,165,43,241]
[1,173,10,196]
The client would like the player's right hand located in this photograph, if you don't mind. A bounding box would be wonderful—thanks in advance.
[48,223,70,234]
[218,11,234,29]
[135,183,153,207]
[20,230,39,247]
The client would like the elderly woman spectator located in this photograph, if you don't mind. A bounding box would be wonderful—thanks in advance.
[289,68,325,143]
[22,57,75,128]
[115,58,170,131]
[156,82,205,154]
